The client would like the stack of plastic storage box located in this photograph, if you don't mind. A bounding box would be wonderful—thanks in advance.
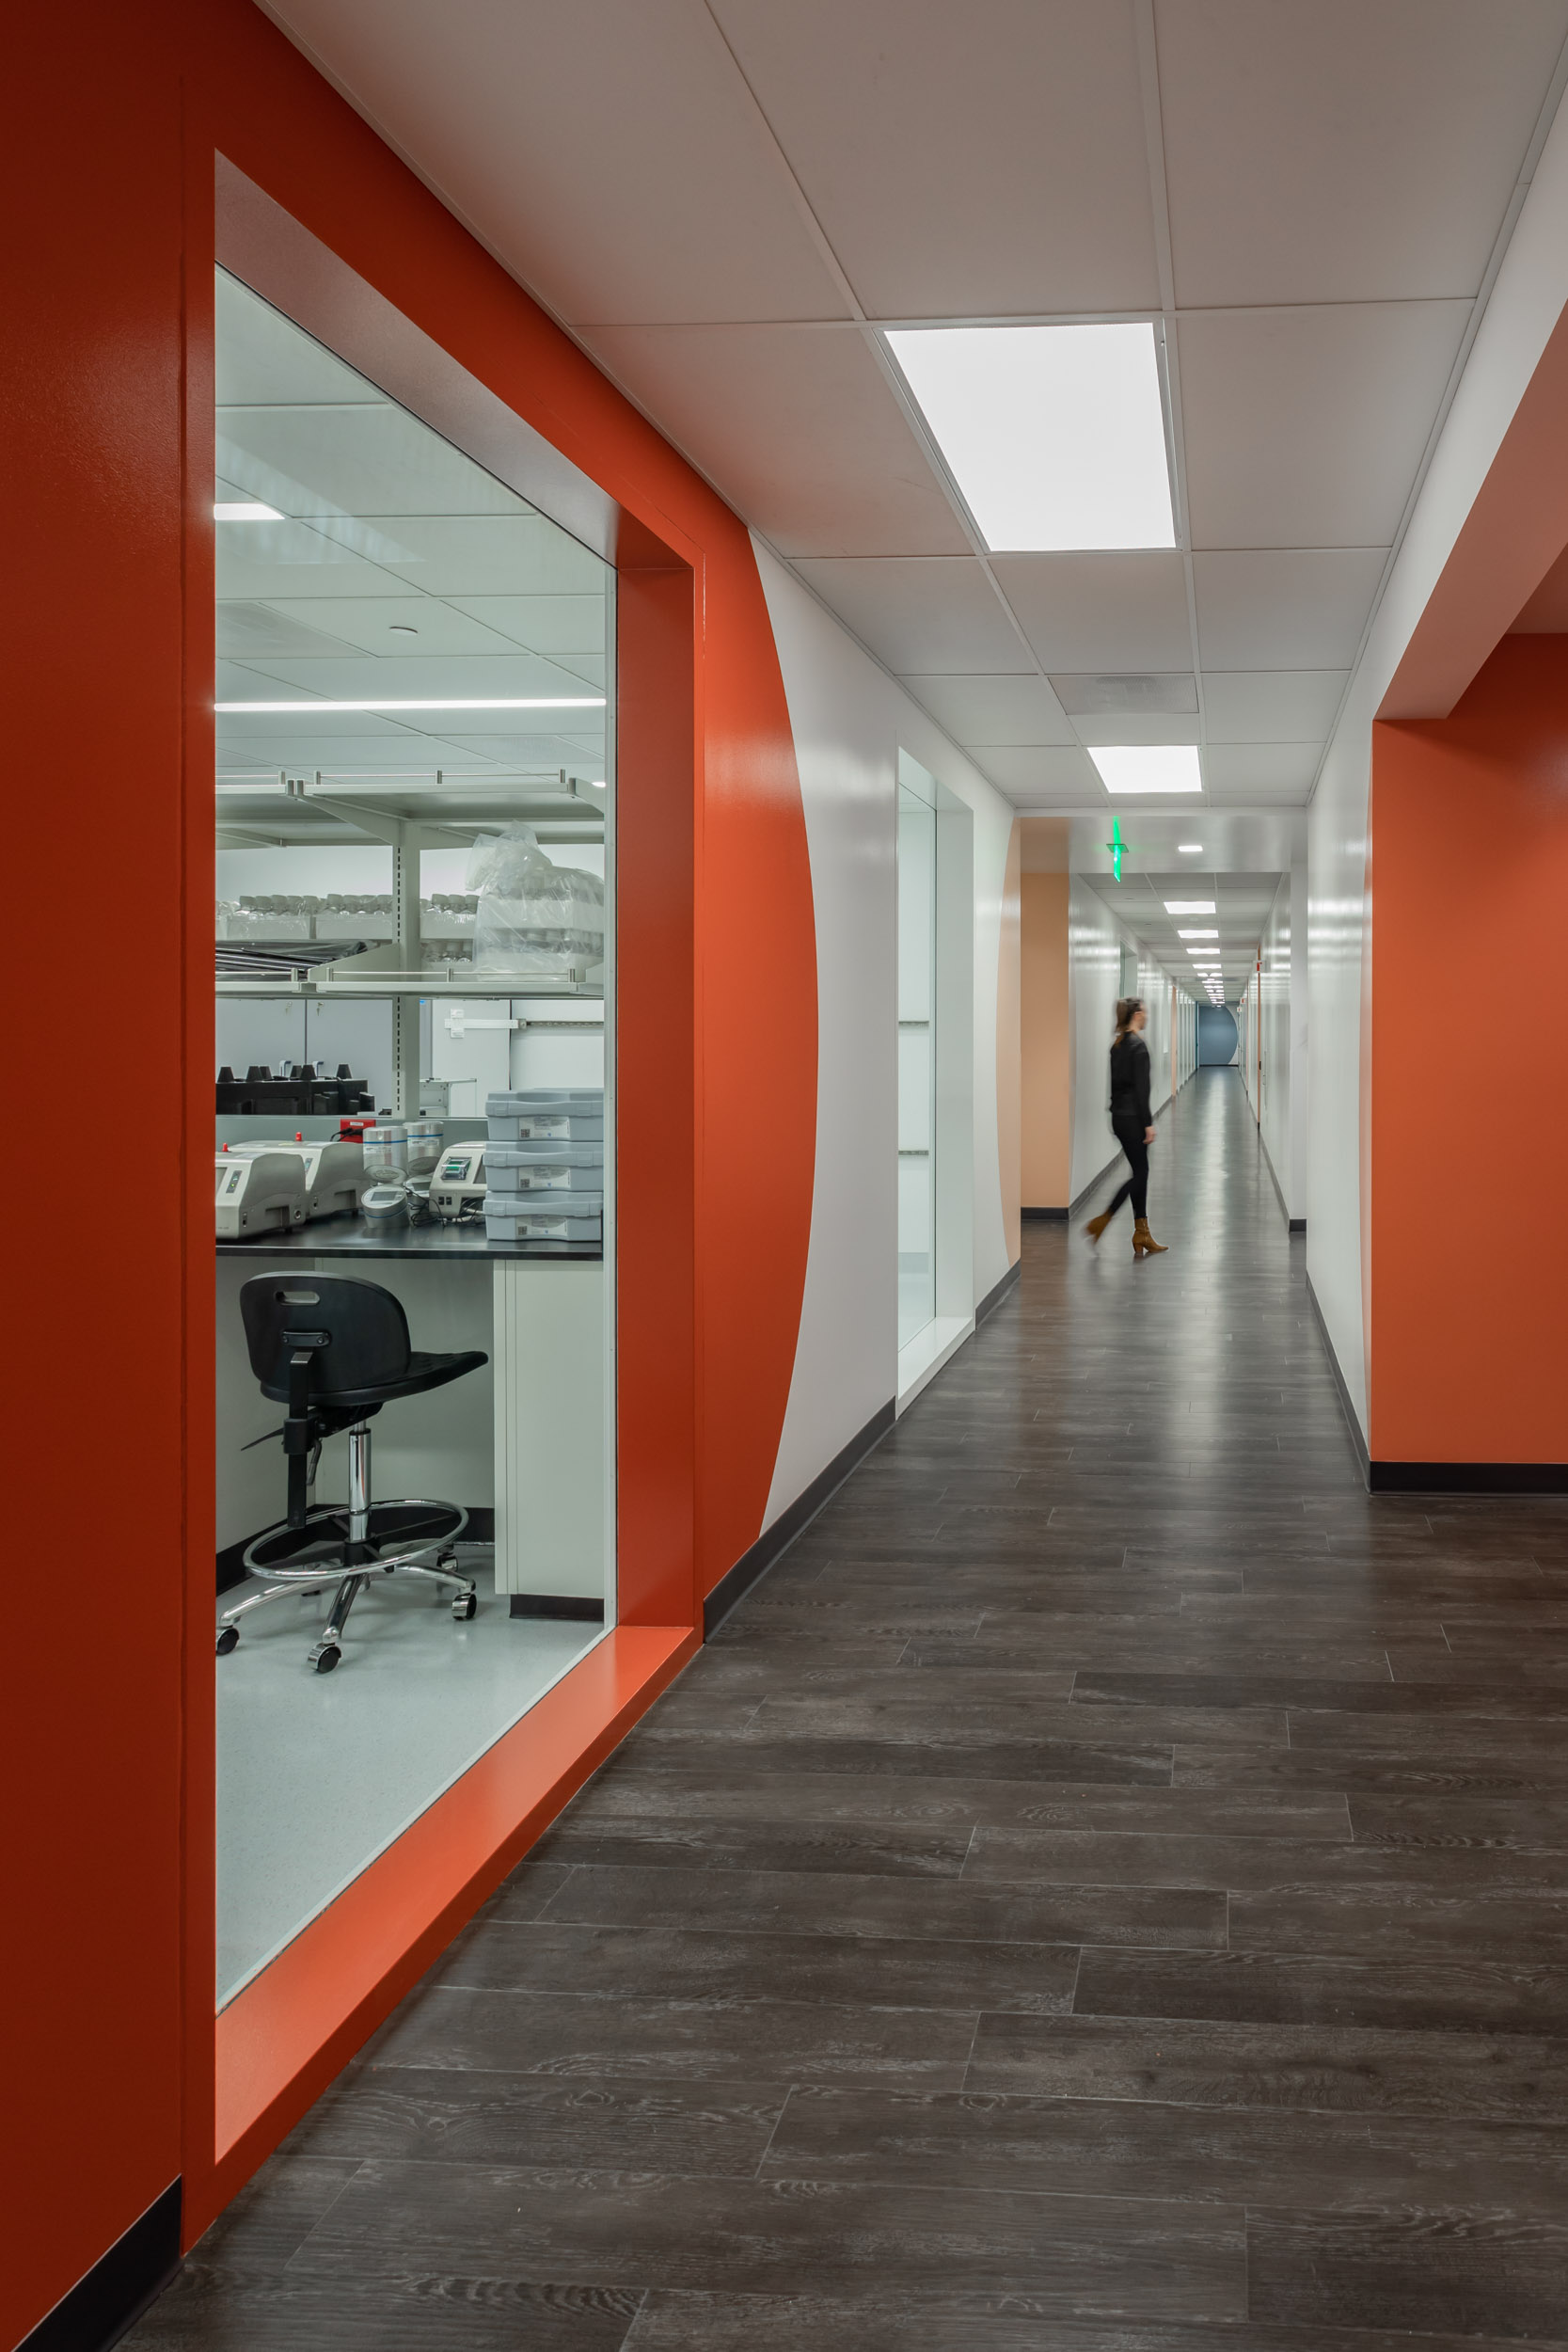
[483,1089,605,1244]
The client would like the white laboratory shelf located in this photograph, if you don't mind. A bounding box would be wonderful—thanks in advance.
[216,966,602,999]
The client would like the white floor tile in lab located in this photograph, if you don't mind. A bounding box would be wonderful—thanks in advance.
[215,1554,598,2004]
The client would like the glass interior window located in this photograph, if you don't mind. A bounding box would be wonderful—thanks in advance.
[897,784,937,1351]
[212,268,613,2007]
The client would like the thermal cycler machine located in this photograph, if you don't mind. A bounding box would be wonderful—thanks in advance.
[214,1137,366,1237]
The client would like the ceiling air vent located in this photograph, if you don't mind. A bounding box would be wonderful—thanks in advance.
[1049,673,1199,716]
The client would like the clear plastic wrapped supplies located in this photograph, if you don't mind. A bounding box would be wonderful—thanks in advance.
[466,824,605,974]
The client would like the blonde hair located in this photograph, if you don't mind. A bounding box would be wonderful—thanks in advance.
[1114,995,1144,1044]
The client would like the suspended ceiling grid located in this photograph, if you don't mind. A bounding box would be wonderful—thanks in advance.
[261,0,1568,811]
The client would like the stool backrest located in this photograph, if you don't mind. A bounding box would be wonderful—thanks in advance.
[240,1273,411,1399]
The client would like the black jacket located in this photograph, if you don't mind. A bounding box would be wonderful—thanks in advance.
[1109,1030,1152,1130]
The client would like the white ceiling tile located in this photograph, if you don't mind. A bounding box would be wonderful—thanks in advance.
[1179,302,1469,548]
[265,0,848,324]
[970,746,1103,797]
[254,596,530,658]
[318,514,608,597]
[214,521,398,601]
[447,596,607,654]
[1193,549,1386,669]
[992,553,1193,671]
[900,675,1076,745]
[580,326,967,556]
[791,559,1031,673]
[218,651,602,701]
[710,0,1159,316]
[1202,670,1348,741]
[1052,672,1197,716]
[1157,0,1568,306]
[1203,742,1323,795]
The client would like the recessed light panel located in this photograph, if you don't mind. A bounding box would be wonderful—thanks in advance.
[885,323,1176,553]
[1164,900,1214,914]
[1179,843,1203,853]
[1179,928,1219,939]
[1090,745,1201,796]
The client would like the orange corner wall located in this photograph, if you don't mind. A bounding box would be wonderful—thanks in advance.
[3,2,816,2341]
[1370,635,1568,1466]
[1021,871,1071,1211]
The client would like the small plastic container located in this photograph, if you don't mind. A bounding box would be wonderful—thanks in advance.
[483,1142,604,1193]
[363,1121,407,1176]
[483,1191,603,1243]
[403,1118,445,1176]
[486,1089,605,1145]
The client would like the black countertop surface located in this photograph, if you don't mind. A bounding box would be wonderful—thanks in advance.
[217,1215,600,1262]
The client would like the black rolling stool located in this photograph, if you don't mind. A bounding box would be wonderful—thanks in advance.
[218,1272,489,1674]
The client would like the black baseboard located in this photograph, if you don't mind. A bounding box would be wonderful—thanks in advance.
[1021,1205,1067,1221]
[976,1257,1022,1324]
[703,1398,895,1638]
[1369,1459,1568,1495]
[509,1593,605,1621]
[218,1506,495,1594]
[21,2180,181,2352]
[1304,1269,1370,1484]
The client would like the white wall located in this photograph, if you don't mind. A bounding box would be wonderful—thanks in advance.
[752,539,1019,1527]
[1067,876,1123,1205]
[1305,84,1568,1439]
[1246,866,1308,1226]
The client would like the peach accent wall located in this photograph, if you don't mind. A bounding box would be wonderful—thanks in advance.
[1370,634,1568,1463]
[996,820,1022,1261]
[1021,870,1071,1210]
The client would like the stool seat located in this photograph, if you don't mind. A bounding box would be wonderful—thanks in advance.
[257,1346,488,1415]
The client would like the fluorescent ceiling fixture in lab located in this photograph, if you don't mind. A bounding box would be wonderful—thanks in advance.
[884,322,1175,552]
[1090,744,1201,795]
[1164,900,1214,914]
[216,697,606,713]
[214,501,283,521]
[1179,843,1203,853]
[1179,928,1219,939]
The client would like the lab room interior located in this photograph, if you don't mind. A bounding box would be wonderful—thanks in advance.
[211,271,615,2005]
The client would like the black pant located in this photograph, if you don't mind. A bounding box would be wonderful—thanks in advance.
[1105,1115,1148,1222]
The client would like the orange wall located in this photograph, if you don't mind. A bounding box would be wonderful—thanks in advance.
[996,822,1023,1260]
[3,2,816,2340]
[1021,872,1071,1208]
[1370,634,1568,1464]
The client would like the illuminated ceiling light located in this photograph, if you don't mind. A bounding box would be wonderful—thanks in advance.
[214,501,283,521]
[1178,927,1218,939]
[1164,900,1214,914]
[216,697,606,713]
[1178,843,1203,853]
[884,322,1176,552]
[1090,745,1201,795]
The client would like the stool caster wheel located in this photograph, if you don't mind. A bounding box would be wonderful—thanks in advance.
[312,1644,341,1674]
[452,1591,478,1622]
[215,1626,239,1657]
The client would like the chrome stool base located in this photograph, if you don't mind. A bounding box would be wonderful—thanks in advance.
[217,1422,478,1671]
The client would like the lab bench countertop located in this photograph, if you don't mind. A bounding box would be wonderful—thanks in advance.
[217,1216,601,1262]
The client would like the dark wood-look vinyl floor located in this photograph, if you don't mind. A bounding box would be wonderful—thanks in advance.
[132,1071,1568,2349]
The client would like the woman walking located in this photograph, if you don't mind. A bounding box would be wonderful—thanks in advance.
[1085,996,1168,1256]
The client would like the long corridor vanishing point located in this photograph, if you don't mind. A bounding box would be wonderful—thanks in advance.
[133,1072,1568,2348]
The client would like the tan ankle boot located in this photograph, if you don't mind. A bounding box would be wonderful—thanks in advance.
[1085,1210,1112,1244]
[1132,1217,1168,1256]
